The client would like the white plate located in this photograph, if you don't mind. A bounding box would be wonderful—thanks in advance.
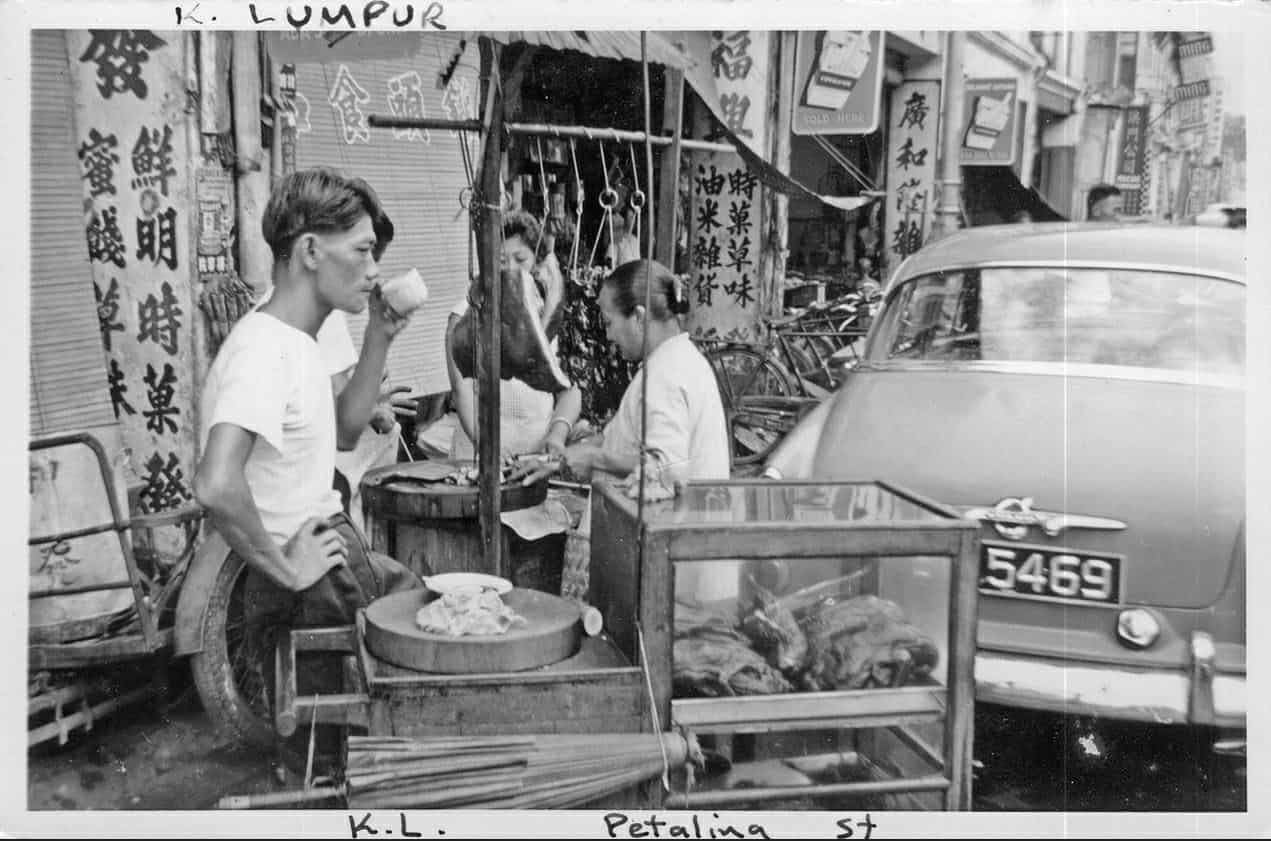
[422,572,513,596]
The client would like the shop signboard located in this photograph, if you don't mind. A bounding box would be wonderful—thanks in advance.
[884,80,940,274]
[66,30,199,513]
[960,78,1019,166]
[1118,106,1149,177]
[675,30,772,157]
[792,31,885,135]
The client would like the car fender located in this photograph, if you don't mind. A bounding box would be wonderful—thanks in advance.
[173,529,233,656]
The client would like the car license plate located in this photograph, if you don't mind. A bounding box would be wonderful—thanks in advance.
[979,542,1123,605]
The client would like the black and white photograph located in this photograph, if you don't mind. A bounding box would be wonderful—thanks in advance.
[5,1,1267,837]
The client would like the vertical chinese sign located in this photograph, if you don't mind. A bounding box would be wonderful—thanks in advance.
[68,30,198,514]
[1115,106,1149,216]
[683,31,770,342]
[884,81,940,277]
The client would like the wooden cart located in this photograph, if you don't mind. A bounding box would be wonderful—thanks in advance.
[28,432,202,748]
[589,477,981,810]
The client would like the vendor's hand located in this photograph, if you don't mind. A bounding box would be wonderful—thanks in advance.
[563,441,601,482]
[507,455,562,487]
[282,517,348,591]
[543,435,568,461]
[366,285,410,342]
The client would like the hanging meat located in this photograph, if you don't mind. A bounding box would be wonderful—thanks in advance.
[450,267,572,394]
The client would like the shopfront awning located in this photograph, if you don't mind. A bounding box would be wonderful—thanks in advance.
[961,166,1068,225]
[485,31,695,70]
[265,31,696,70]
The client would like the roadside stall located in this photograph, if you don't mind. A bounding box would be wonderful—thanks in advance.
[218,31,980,812]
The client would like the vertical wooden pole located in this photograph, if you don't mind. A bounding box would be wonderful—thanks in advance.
[231,33,273,292]
[654,69,684,268]
[945,528,979,810]
[474,37,505,578]
[767,32,796,318]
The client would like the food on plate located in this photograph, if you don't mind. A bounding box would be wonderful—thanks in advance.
[415,586,527,636]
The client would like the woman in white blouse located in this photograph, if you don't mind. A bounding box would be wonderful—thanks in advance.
[515,258,730,489]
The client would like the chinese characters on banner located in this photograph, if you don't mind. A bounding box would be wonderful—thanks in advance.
[68,30,198,513]
[884,81,940,276]
[682,31,771,341]
[676,30,771,156]
[687,157,764,342]
[1115,106,1149,215]
[792,31,884,136]
[960,79,1019,166]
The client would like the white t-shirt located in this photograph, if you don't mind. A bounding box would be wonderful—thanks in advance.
[601,332,730,487]
[255,287,358,378]
[200,311,343,544]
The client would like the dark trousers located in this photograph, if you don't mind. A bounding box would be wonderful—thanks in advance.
[242,512,424,753]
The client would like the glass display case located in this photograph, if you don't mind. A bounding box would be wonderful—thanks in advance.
[589,479,980,810]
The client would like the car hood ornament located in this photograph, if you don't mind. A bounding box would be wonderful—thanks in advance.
[964,497,1128,541]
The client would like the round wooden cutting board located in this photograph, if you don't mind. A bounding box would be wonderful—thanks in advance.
[363,588,583,674]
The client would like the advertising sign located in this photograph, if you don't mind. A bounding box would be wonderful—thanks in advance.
[960,78,1019,166]
[792,31,885,135]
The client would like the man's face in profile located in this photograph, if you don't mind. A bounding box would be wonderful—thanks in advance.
[1090,194,1123,221]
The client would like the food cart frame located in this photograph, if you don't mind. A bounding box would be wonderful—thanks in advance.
[590,477,981,810]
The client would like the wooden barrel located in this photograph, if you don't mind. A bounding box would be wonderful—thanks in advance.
[360,461,548,582]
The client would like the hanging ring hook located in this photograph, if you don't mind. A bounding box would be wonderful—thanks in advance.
[598,188,621,211]
[629,189,647,211]
[458,186,473,210]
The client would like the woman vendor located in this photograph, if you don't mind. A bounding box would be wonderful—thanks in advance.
[510,259,733,599]
[443,210,583,460]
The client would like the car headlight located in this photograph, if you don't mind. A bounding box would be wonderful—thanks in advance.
[1116,608,1161,649]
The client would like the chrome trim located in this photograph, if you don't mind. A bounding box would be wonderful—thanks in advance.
[964,497,1127,538]
[851,359,1245,389]
[1189,631,1217,725]
[975,651,1246,727]
[890,260,1245,288]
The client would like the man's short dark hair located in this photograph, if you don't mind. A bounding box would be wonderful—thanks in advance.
[262,167,395,262]
[1087,183,1122,217]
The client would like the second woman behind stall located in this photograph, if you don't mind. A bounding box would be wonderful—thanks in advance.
[442,211,583,461]
[511,259,734,599]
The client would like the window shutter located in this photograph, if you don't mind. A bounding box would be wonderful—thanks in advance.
[29,30,118,436]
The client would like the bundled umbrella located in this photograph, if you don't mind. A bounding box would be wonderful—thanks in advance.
[344,732,701,810]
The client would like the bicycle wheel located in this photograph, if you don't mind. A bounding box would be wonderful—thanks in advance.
[189,551,275,750]
[705,346,797,466]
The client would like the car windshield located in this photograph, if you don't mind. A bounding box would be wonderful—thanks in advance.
[871,267,1245,375]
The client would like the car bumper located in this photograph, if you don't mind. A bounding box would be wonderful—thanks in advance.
[974,642,1245,730]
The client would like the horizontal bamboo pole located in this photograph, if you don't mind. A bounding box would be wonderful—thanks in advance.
[217,785,345,810]
[664,773,951,808]
[28,686,153,748]
[366,114,735,153]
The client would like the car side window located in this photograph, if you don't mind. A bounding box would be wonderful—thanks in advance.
[876,267,1244,376]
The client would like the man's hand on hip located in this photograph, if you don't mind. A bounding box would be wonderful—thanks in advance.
[283,517,348,591]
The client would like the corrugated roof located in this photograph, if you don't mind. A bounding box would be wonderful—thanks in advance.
[486,31,695,70]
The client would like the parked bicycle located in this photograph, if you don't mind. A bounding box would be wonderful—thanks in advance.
[698,286,881,470]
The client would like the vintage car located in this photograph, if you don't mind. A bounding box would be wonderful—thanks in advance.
[764,223,1245,749]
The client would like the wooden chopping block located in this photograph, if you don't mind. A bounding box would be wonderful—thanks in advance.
[363,588,583,674]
